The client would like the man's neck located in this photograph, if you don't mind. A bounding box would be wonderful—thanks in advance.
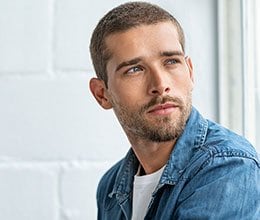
[128,137,176,175]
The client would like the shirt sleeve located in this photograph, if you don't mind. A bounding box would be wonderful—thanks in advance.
[173,155,260,219]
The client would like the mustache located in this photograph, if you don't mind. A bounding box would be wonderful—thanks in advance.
[142,95,183,111]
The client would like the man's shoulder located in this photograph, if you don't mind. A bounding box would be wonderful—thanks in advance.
[184,108,258,161]
[97,158,124,194]
[203,119,259,163]
[97,157,132,206]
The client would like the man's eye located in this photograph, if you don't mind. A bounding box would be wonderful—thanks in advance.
[165,59,178,65]
[126,66,143,74]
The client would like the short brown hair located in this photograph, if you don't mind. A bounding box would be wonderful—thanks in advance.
[90,1,185,87]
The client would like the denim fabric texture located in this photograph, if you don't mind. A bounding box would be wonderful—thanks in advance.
[97,107,260,220]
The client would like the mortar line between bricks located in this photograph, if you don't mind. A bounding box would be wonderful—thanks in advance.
[57,164,64,220]
[0,159,115,167]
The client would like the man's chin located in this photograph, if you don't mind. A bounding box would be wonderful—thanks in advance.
[144,130,179,142]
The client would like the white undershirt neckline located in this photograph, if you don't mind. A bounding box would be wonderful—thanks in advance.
[131,165,165,220]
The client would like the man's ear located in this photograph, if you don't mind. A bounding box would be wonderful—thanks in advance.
[89,78,112,109]
[185,56,194,82]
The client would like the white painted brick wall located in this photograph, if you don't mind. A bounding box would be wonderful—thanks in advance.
[0,162,59,220]
[0,0,50,73]
[0,0,218,219]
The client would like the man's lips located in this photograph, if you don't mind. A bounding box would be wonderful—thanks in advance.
[147,103,179,115]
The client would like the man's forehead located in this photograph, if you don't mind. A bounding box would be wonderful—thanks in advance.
[105,21,179,40]
[104,22,181,56]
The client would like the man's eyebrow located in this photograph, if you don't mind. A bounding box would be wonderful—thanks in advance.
[160,51,185,57]
[115,51,184,72]
[116,58,142,72]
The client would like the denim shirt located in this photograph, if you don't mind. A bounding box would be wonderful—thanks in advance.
[97,107,260,219]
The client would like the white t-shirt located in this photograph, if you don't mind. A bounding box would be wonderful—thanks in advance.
[132,165,165,220]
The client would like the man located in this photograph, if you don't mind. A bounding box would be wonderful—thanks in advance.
[89,2,260,219]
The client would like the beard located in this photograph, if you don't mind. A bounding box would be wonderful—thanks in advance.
[110,93,192,142]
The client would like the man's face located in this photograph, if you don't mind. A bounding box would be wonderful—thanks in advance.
[104,21,194,142]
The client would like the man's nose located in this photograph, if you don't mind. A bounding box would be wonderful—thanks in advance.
[147,67,171,96]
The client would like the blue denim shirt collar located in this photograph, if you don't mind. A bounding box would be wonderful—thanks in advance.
[108,107,208,203]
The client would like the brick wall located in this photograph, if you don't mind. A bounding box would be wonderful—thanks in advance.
[0,0,218,219]
[0,0,130,219]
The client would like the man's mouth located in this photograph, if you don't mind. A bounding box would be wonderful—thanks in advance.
[147,103,179,116]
